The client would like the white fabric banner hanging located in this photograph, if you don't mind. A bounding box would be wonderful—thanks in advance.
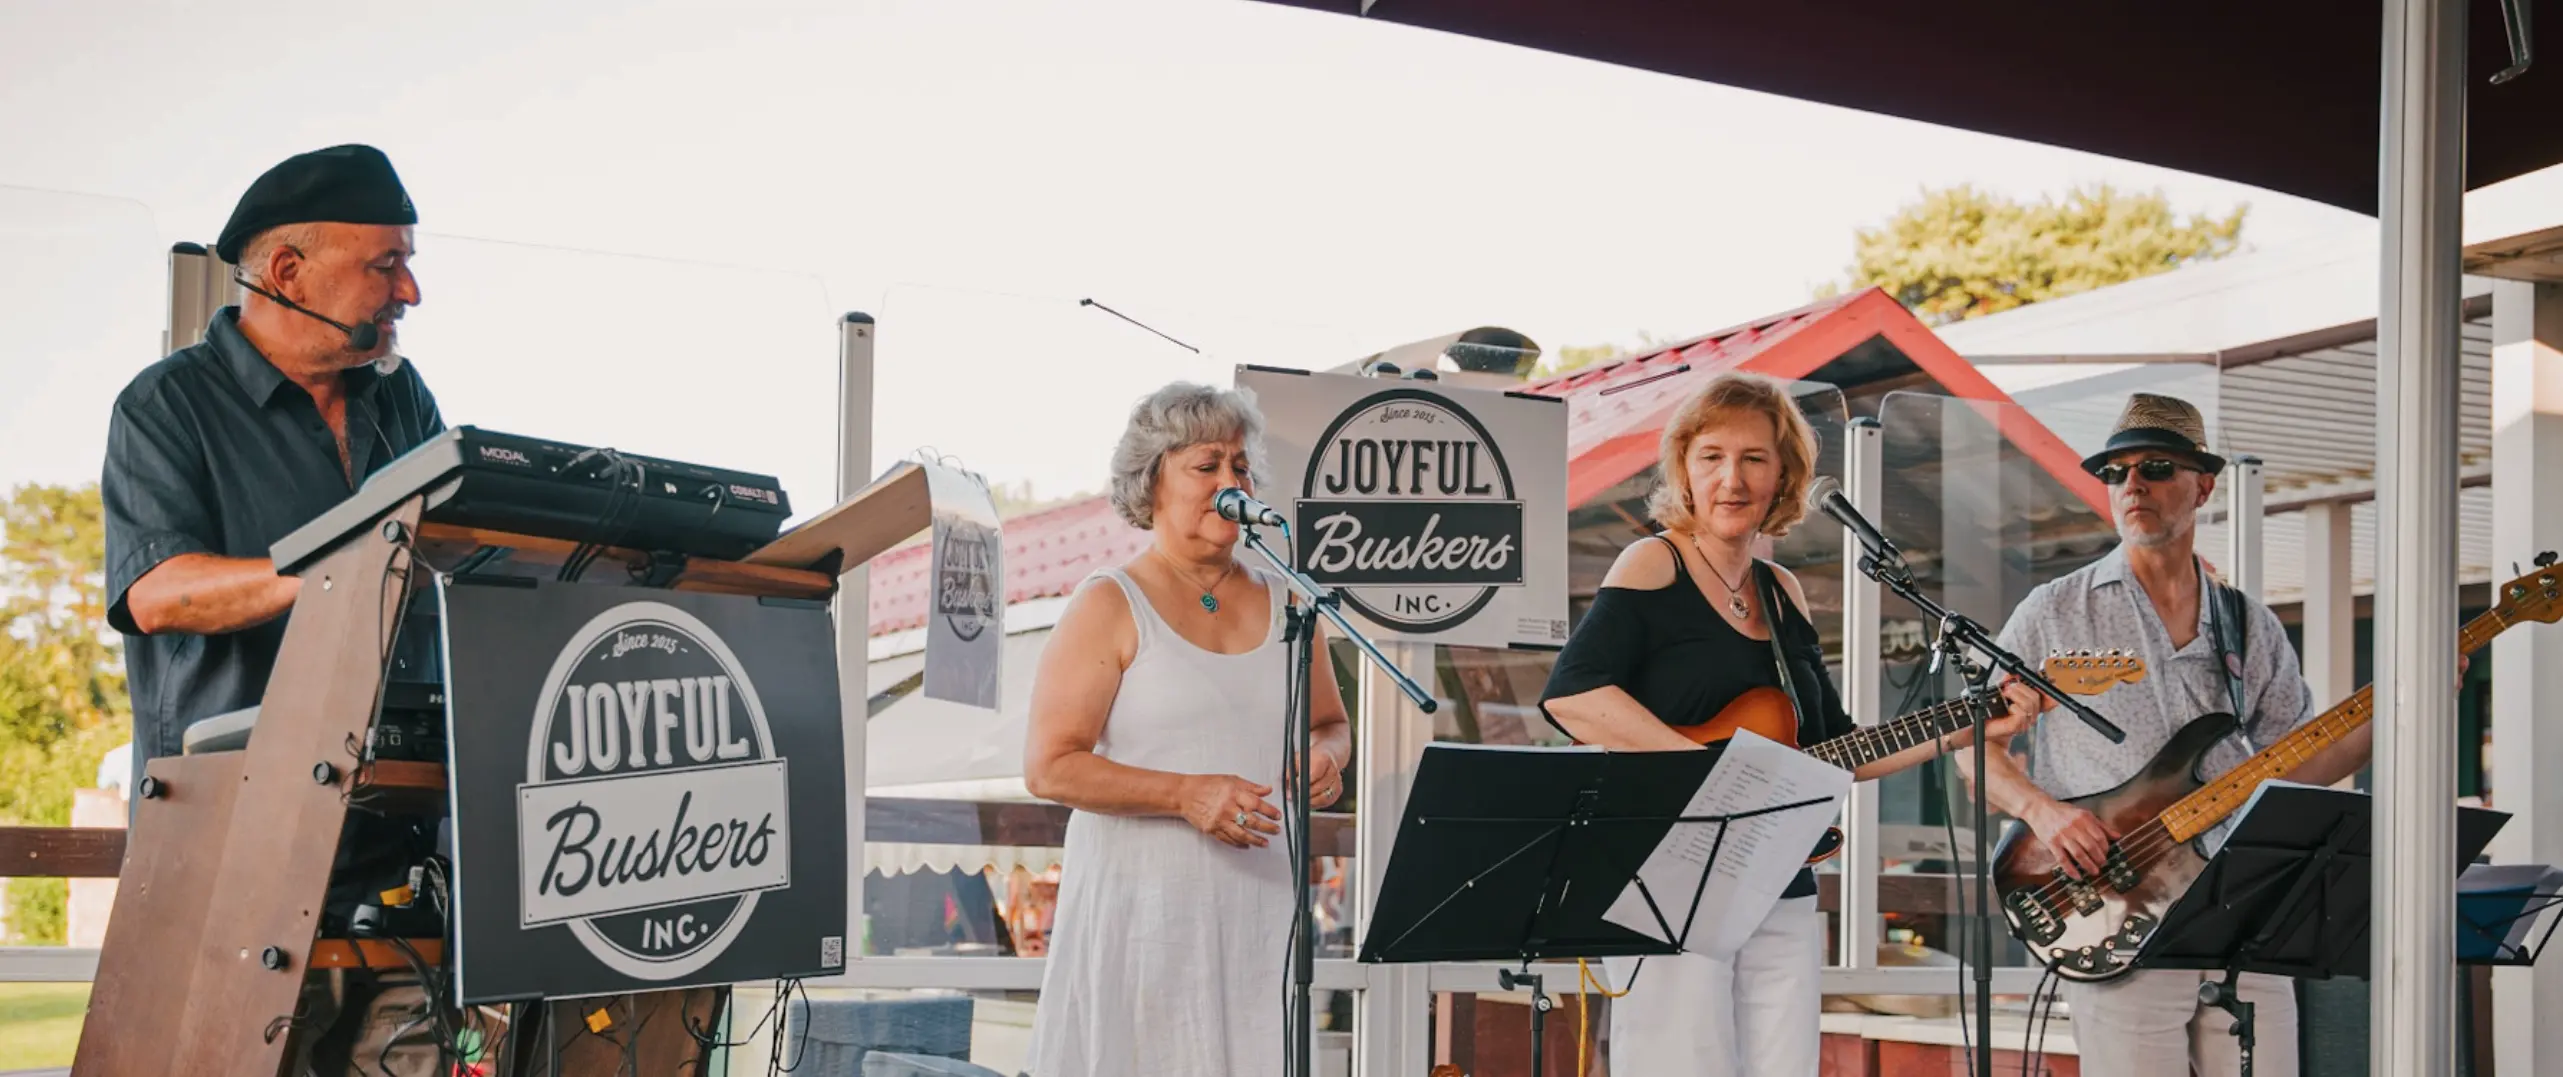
[922,461,1004,710]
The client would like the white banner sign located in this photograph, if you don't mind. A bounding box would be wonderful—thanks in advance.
[519,758,794,928]
[1235,367,1568,649]
[923,461,1005,709]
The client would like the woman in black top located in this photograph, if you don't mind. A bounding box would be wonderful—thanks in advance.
[1541,373,2030,1077]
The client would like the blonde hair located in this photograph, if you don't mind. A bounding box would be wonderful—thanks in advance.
[1644,373,1819,537]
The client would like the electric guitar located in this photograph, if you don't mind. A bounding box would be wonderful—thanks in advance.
[2039,650,2146,696]
[1990,554,2563,982]
[1676,686,2011,863]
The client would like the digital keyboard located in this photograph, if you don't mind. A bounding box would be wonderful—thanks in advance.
[271,426,793,573]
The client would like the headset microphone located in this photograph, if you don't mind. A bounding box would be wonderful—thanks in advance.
[233,274,382,351]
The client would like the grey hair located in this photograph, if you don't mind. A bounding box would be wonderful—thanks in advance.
[233,222,328,288]
[1107,381,1268,530]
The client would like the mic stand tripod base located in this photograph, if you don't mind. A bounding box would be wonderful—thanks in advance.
[2198,973,2256,1077]
[1496,966,1553,1077]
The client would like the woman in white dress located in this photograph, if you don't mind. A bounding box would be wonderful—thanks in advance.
[1022,381,1352,1077]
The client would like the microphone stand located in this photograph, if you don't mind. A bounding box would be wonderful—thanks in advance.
[1234,518,1437,1077]
[1852,549,2122,1077]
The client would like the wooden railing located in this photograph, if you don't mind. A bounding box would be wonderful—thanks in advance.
[0,800,1972,914]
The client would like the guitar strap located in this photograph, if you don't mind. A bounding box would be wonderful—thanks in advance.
[2203,563,2254,736]
[1754,560,1810,747]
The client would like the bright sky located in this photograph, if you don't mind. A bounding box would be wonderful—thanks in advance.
[0,0,2368,518]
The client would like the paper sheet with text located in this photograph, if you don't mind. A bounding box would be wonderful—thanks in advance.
[1603,730,1853,961]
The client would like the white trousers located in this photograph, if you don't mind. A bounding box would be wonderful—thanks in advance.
[2059,969,2297,1077]
[1604,895,1824,1077]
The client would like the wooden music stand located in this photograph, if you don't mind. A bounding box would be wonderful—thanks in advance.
[75,464,929,1076]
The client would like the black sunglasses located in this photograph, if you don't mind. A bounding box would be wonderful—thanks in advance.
[2094,458,2202,485]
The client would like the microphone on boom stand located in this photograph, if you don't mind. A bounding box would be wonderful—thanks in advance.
[1215,487,1435,1077]
[1805,475,2126,1077]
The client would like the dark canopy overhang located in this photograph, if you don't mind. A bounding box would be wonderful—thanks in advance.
[1248,0,2563,213]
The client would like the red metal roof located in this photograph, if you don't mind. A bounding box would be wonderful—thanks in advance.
[867,287,2101,637]
[867,493,1151,636]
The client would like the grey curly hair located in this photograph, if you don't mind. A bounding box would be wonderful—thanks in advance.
[1107,381,1268,530]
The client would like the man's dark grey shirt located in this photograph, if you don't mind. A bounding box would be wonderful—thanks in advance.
[102,306,443,791]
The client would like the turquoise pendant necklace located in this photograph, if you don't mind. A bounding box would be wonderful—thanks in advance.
[1156,548,1239,614]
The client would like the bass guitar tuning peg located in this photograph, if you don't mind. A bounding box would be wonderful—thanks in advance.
[2536,550,2558,568]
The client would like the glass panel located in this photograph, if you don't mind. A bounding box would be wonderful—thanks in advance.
[712,986,1359,1076]
[1430,987,2077,1077]
[717,985,1040,1076]
[0,188,160,962]
[1436,380,1852,750]
[1431,986,1607,1076]
[1868,373,2217,971]
[0,982,93,1070]
[863,287,1361,966]
[0,187,162,497]
[398,235,839,525]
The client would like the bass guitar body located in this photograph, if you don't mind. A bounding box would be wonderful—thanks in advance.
[1676,686,1845,864]
[1988,713,2230,982]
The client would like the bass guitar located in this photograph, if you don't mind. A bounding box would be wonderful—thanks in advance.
[1677,686,2010,863]
[1990,554,2563,981]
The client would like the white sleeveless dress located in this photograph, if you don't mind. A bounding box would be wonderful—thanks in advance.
[1023,566,1294,1077]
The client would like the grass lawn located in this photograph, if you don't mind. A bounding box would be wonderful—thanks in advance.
[0,982,88,1070]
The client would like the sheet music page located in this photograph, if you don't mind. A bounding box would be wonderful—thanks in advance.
[1602,730,1853,961]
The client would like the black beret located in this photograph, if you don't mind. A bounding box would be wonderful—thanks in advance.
[215,144,417,265]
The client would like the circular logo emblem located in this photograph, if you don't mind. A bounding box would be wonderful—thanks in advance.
[522,601,786,983]
[936,520,1002,642]
[1295,388,1523,634]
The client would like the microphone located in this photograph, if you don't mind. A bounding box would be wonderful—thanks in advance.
[233,275,382,351]
[1806,476,1901,564]
[1215,488,1288,528]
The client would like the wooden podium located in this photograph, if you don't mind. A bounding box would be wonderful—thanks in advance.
[73,462,929,1076]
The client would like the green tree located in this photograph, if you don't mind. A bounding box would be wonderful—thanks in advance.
[987,479,1089,519]
[1537,332,1676,378]
[1828,183,2248,325]
[0,483,128,944]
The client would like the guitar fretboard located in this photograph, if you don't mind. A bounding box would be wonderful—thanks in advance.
[1808,695,1996,772]
[2157,605,2511,842]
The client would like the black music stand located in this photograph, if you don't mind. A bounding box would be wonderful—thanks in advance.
[1359,742,1835,1077]
[2134,784,2507,1077]
[2458,875,2563,968]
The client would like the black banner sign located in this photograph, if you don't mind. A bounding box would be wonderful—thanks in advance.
[442,579,847,1003]
[1292,500,1525,586]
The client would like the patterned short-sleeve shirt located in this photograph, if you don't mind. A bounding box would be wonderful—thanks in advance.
[1994,547,2316,850]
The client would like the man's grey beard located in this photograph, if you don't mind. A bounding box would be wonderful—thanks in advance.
[2118,514,2193,549]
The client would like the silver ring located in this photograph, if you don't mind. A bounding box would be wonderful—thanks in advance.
[1233,811,1249,827]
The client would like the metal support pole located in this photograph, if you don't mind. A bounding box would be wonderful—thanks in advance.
[835,312,876,964]
[2488,279,2563,1075]
[2301,503,2359,713]
[1839,417,1884,969]
[1354,642,1434,1077]
[2224,455,2265,602]
[2375,0,2466,1071]
[165,242,239,353]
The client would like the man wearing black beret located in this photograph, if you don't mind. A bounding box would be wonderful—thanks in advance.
[100,143,441,798]
[99,143,448,1071]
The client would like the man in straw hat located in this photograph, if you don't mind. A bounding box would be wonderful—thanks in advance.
[1956,392,2358,1076]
